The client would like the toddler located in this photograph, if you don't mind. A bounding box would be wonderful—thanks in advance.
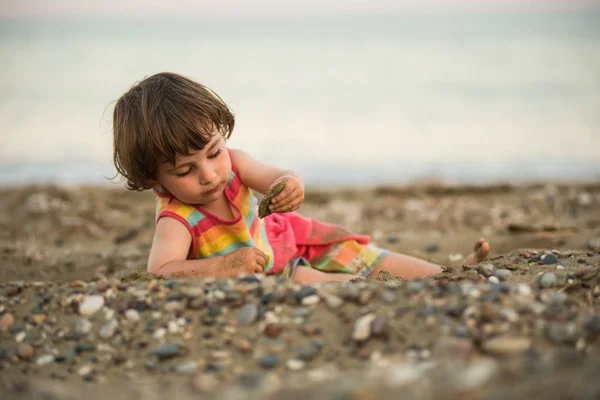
[112,72,490,283]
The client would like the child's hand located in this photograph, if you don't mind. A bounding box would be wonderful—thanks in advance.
[222,247,267,275]
[268,175,304,213]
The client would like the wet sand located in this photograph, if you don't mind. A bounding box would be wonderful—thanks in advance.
[1,183,599,399]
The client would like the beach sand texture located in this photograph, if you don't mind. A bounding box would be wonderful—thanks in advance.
[1,183,599,399]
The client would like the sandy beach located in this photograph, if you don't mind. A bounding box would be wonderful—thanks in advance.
[1,182,599,399]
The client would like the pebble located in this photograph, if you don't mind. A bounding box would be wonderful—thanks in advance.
[488,276,500,284]
[293,286,317,302]
[15,331,27,343]
[352,313,376,342]
[238,303,259,325]
[78,365,93,377]
[296,344,320,361]
[478,264,494,277]
[36,354,55,366]
[17,343,34,360]
[234,338,252,353]
[286,358,305,371]
[370,316,388,338]
[379,290,396,304]
[586,239,599,250]
[259,354,280,369]
[448,253,464,262]
[125,309,140,323]
[74,318,93,334]
[542,253,559,265]
[584,316,600,336]
[324,295,343,309]
[150,344,182,360]
[481,336,531,355]
[540,272,557,289]
[79,295,105,316]
[263,323,283,338]
[301,295,320,306]
[99,319,118,339]
[0,313,15,331]
[425,242,440,253]
[494,269,511,281]
[153,328,166,339]
[173,360,199,374]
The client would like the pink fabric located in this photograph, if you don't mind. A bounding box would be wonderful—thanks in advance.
[264,212,370,274]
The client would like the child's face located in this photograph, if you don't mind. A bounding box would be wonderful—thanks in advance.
[156,135,231,206]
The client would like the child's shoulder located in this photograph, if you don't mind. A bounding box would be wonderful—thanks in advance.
[153,188,196,216]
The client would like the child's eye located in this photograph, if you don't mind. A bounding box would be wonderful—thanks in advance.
[208,149,222,159]
[176,169,191,178]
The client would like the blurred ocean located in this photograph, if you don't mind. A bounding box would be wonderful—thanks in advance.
[1,10,599,187]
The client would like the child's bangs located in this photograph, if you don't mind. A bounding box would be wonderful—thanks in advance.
[154,121,216,166]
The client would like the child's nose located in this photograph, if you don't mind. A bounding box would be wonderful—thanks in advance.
[198,164,217,184]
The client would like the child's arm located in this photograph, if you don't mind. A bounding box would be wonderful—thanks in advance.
[147,217,267,278]
[230,149,305,214]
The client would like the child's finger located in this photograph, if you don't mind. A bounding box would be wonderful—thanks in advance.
[270,192,298,210]
[273,198,302,213]
[271,186,295,204]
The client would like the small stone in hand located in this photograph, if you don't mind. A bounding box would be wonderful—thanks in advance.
[258,181,287,219]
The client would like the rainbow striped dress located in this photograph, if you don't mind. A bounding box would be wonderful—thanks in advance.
[154,158,387,276]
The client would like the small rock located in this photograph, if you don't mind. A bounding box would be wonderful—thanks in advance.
[586,239,599,250]
[150,344,182,360]
[324,295,343,309]
[301,295,320,306]
[17,343,34,360]
[79,295,105,316]
[259,354,280,369]
[352,314,376,342]
[488,276,500,284]
[263,323,283,338]
[481,336,531,355]
[0,313,15,331]
[293,286,317,302]
[99,319,118,339]
[238,303,259,325]
[425,242,440,253]
[75,342,96,353]
[36,354,55,366]
[494,269,511,281]
[286,359,305,371]
[234,338,252,353]
[370,316,388,338]
[153,328,166,339]
[78,365,93,377]
[542,253,558,265]
[125,309,140,323]
[173,360,199,374]
[296,344,320,361]
[379,290,396,304]
[15,331,27,343]
[540,272,557,289]
[583,316,600,337]
[478,264,494,277]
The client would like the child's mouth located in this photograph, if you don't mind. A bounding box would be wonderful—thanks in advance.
[204,183,221,195]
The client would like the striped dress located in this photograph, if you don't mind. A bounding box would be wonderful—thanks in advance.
[154,157,387,276]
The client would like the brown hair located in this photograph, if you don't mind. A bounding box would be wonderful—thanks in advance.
[112,72,235,191]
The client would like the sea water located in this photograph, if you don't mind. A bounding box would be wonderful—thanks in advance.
[1,11,599,187]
